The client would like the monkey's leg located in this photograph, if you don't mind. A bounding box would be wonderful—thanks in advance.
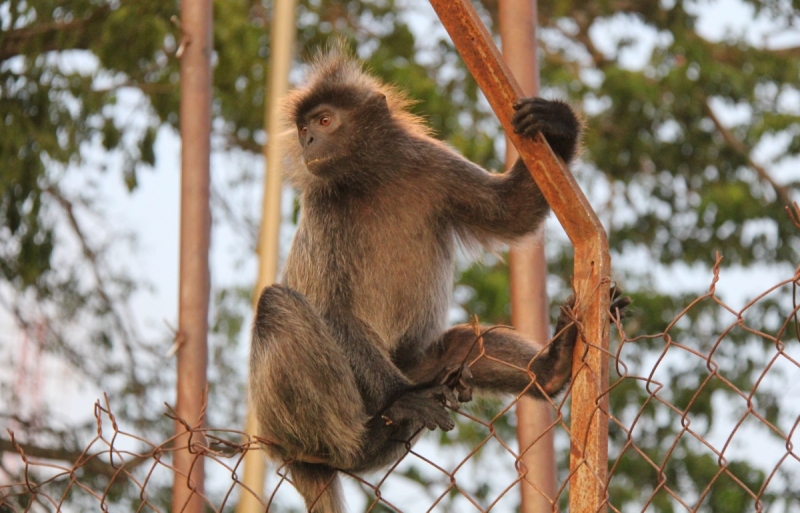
[398,303,576,400]
[416,317,577,400]
[289,462,344,513]
[407,290,630,400]
[251,285,368,469]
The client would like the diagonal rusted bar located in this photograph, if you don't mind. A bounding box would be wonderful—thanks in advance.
[428,1,611,511]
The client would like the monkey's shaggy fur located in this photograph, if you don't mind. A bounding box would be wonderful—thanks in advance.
[251,42,586,513]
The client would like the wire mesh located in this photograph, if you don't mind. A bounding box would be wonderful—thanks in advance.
[1,259,799,512]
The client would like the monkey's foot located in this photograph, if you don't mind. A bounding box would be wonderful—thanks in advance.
[553,294,578,346]
[610,285,632,321]
[381,386,458,432]
[438,364,474,403]
[553,285,632,341]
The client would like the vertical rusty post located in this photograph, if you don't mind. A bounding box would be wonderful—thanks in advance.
[499,1,557,511]
[173,0,212,510]
[428,1,611,511]
[237,0,297,511]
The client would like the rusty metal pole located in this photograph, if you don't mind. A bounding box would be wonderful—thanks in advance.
[428,1,611,511]
[237,0,297,511]
[173,0,212,510]
[499,1,558,511]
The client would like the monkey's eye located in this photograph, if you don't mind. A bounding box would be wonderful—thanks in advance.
[299,126,308,136]
[319,116,331,126]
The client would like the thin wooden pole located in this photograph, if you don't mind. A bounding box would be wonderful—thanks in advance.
[428,2,611,511]
[500,3,558,511]
[173,0,212,509]
[237,1,297,511]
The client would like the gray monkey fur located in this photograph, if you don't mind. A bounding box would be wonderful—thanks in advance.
[250,43,590,513]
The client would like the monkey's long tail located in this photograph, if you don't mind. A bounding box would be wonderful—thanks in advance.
[290,462,344,513]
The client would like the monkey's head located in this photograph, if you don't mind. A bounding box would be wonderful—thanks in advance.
[283,41,429,185]
[292,91,387,177]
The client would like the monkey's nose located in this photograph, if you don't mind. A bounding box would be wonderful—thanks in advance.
[307,136,315,145]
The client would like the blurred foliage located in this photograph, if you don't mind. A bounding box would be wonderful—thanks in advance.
[1,0,798,511]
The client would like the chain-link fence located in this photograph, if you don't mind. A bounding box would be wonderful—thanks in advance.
[606,259,799,511]
[2,256,798,512]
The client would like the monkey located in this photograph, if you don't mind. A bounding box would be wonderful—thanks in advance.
[249,43,629,513]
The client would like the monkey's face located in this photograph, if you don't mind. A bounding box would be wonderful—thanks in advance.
[297,103,351,176]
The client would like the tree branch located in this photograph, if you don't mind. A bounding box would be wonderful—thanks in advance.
[703,102,794,206]
[0,5,112,63]
[571,13,612,69]
[0,437,148,481]
[41,186,145,386]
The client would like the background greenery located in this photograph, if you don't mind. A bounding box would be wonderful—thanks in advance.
[1,0,798,511]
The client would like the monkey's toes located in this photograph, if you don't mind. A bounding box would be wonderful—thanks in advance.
[430,384,460,412]
[382,387,456,432]
[609,285,632,320]
[438,364,474,403]
[455,367,474,403]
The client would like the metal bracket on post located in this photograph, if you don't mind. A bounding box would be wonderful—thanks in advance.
[428,1,612,510]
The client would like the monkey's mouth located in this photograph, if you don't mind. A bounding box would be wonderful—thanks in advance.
[305,155,340,175]
[305,156,333,167]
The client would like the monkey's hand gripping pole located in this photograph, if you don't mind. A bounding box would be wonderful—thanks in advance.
[429,1,612,511]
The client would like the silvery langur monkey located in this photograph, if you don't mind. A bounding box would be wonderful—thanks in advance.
[250,43,629,513]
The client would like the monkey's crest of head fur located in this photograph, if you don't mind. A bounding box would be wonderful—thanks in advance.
[284,41,426,132]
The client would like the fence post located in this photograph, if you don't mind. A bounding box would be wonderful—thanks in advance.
[499,1,558,511]
[428,2,611,511]
[173,0,212,510]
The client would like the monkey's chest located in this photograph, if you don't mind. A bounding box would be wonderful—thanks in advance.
[284,207,452,346]
[350,221,452,346]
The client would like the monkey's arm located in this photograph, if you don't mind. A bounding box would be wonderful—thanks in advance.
[436,154,550,243]
[437,97,581,244]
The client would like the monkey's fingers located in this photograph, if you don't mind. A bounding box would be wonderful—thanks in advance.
[512,97,549,111]
[512,98,577,139]
[512,98,546,136]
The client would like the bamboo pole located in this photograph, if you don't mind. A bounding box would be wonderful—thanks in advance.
[172,0,212,510]
[428,2,612,511]
[499,2,558,511]
[236,1,297,511]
